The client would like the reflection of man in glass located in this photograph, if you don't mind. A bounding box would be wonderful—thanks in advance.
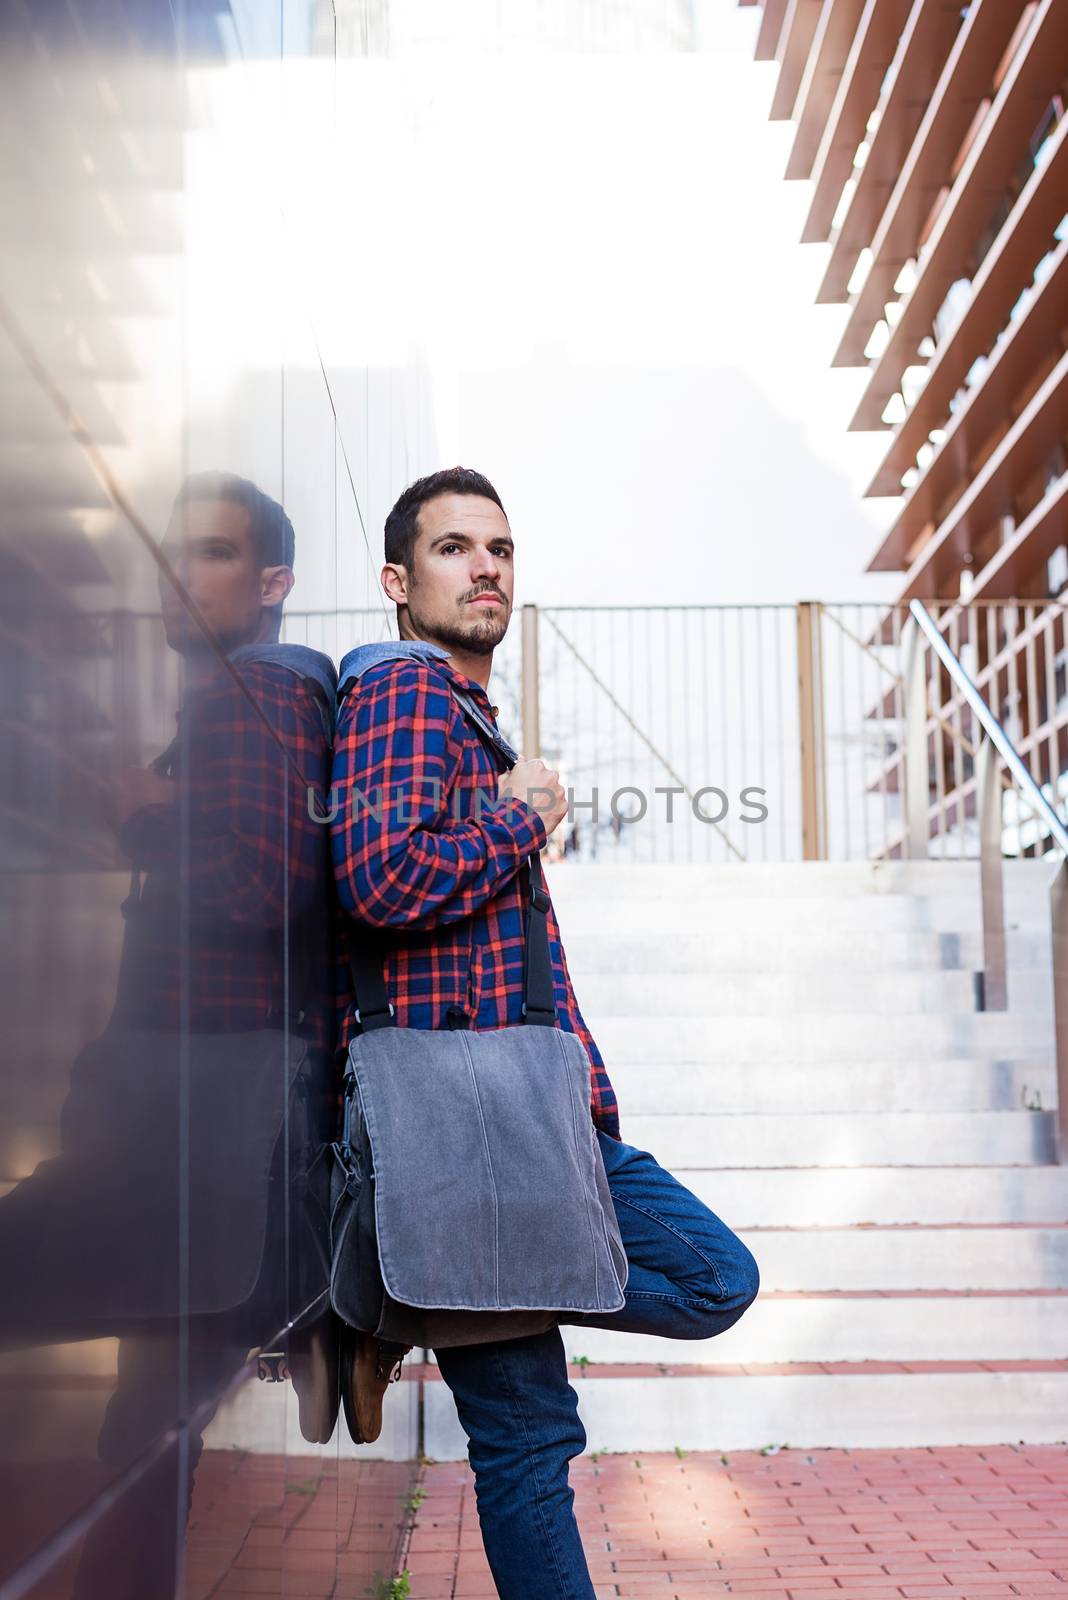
[0,474,337,1599]
[161,472,295,650]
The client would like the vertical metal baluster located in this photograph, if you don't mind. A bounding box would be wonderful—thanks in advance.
[977,728,1008,1010]
[735,604,741,870]
[702,606,711,862]
[684,606,694,864]
[1058,606,1067,823]
[1043,604,1061,834]
[1006,603,1024,851]
[665,607,673,864]
[876,604,891,862]
[774,606,785,862]
[1023,603,1042,817]
[857,603,871,862]
[930,608,947,856]
[553,615,562,852]
[949,606,966,856]
[587,610,593,853]
[833,606,846,862]
[592,609,599,860]
[720,608,729,864]
[646,607,654,864]
[754,608,764,864]
[988,604,1003,854]
[620,611,629,864]
[895,604,908,864]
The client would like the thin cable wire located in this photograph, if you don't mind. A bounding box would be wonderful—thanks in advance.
[541,610,745,861]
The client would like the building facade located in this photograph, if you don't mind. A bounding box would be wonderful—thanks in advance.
[738,0,1068,854]
[0,3,429,1594]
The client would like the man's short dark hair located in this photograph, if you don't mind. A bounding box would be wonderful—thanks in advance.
[384,466,506,574]
[174,471,296,572]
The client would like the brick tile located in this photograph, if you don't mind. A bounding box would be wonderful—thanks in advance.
[187,1444,1068,1600]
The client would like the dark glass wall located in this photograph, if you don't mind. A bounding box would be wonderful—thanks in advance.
[0,4,422,1594]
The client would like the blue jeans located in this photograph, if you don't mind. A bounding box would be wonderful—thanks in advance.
[433,1127,760,1600]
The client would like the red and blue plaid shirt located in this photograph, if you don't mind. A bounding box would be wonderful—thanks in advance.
[330,643,621,1140]
[116,653,335,1047]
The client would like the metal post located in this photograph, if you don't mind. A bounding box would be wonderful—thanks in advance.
[1052,857,1068,1161]
[521,603,540,758]
[796,601,827,860]
[902,615,930,859]
[907,597,1068,1163]
[976,734,1007,1011]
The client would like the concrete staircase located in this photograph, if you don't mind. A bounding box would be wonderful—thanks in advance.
[425,857,1068,1456]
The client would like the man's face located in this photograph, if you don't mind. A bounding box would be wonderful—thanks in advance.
[158,497,290,654]
[388,493,514,655]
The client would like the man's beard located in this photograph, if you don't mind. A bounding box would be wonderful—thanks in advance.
[409,594,510,656]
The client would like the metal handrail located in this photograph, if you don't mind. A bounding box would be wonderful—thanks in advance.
[822,603,1018,800]
[907,599,1068,1163]
[908,600,1068,855]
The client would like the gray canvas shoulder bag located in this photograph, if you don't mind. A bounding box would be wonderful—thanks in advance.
[329,692,628,1348]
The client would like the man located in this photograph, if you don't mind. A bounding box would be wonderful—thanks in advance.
[331,467,760,1599]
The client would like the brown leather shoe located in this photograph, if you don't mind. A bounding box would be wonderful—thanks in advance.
[287,1312,341,1446]
[340,1327,412,1444]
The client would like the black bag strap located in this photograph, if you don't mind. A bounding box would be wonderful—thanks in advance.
[347,690,556,1032]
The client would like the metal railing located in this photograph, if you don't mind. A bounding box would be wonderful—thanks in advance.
[524,598,856,857]
[23,599,1064,872]
[894,599,1068,860]
[906,599,1068,1160]
[508,598,1068,865]
[31,598,1065,1155]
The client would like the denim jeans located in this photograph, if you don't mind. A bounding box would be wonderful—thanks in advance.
[433,1126,761,1600]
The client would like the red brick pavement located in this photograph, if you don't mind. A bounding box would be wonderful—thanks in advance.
[185,1452,415,1599]
[404,1446,1068,1600]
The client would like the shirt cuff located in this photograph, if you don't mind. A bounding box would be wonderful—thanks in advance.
[484,795,549,855]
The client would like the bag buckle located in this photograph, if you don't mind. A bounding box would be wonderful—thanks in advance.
[521,1001,556,1023]
[354,1002,394,1028]
[529,883,550,914]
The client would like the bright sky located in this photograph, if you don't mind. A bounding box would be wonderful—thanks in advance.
[179,0,903,615]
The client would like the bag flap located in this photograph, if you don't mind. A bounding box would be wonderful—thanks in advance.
[348,1025,626,1314]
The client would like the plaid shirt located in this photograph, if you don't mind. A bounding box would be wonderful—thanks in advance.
[331,648,621,1140]
[116,656,335,1045]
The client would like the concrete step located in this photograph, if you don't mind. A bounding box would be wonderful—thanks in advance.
[608,1060,1056,1114]
[203,1367,421,1463]
[594,1011,1052,1063]
[578,969,1050,1016]
[422,1362,1068,1454]
[679,1165,1068,1227]
[739,1225,1068,1291]
[0,1362,417,1466]
[562,928,1053,973]
[620,1111,1057,1167]
[534,856,1067,1449]
[556,896,1052,937]
[556,1291,1068,1366]
[545,858,1055,900]
[424,1290,1068,1366]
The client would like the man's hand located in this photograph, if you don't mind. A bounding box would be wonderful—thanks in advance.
[498,757,568,837]
[107,767,175,831]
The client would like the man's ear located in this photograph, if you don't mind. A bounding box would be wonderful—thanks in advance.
[381,561,409,607]
[260,565,295,609]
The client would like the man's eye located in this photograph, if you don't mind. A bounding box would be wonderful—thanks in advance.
[492,545,512,558]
